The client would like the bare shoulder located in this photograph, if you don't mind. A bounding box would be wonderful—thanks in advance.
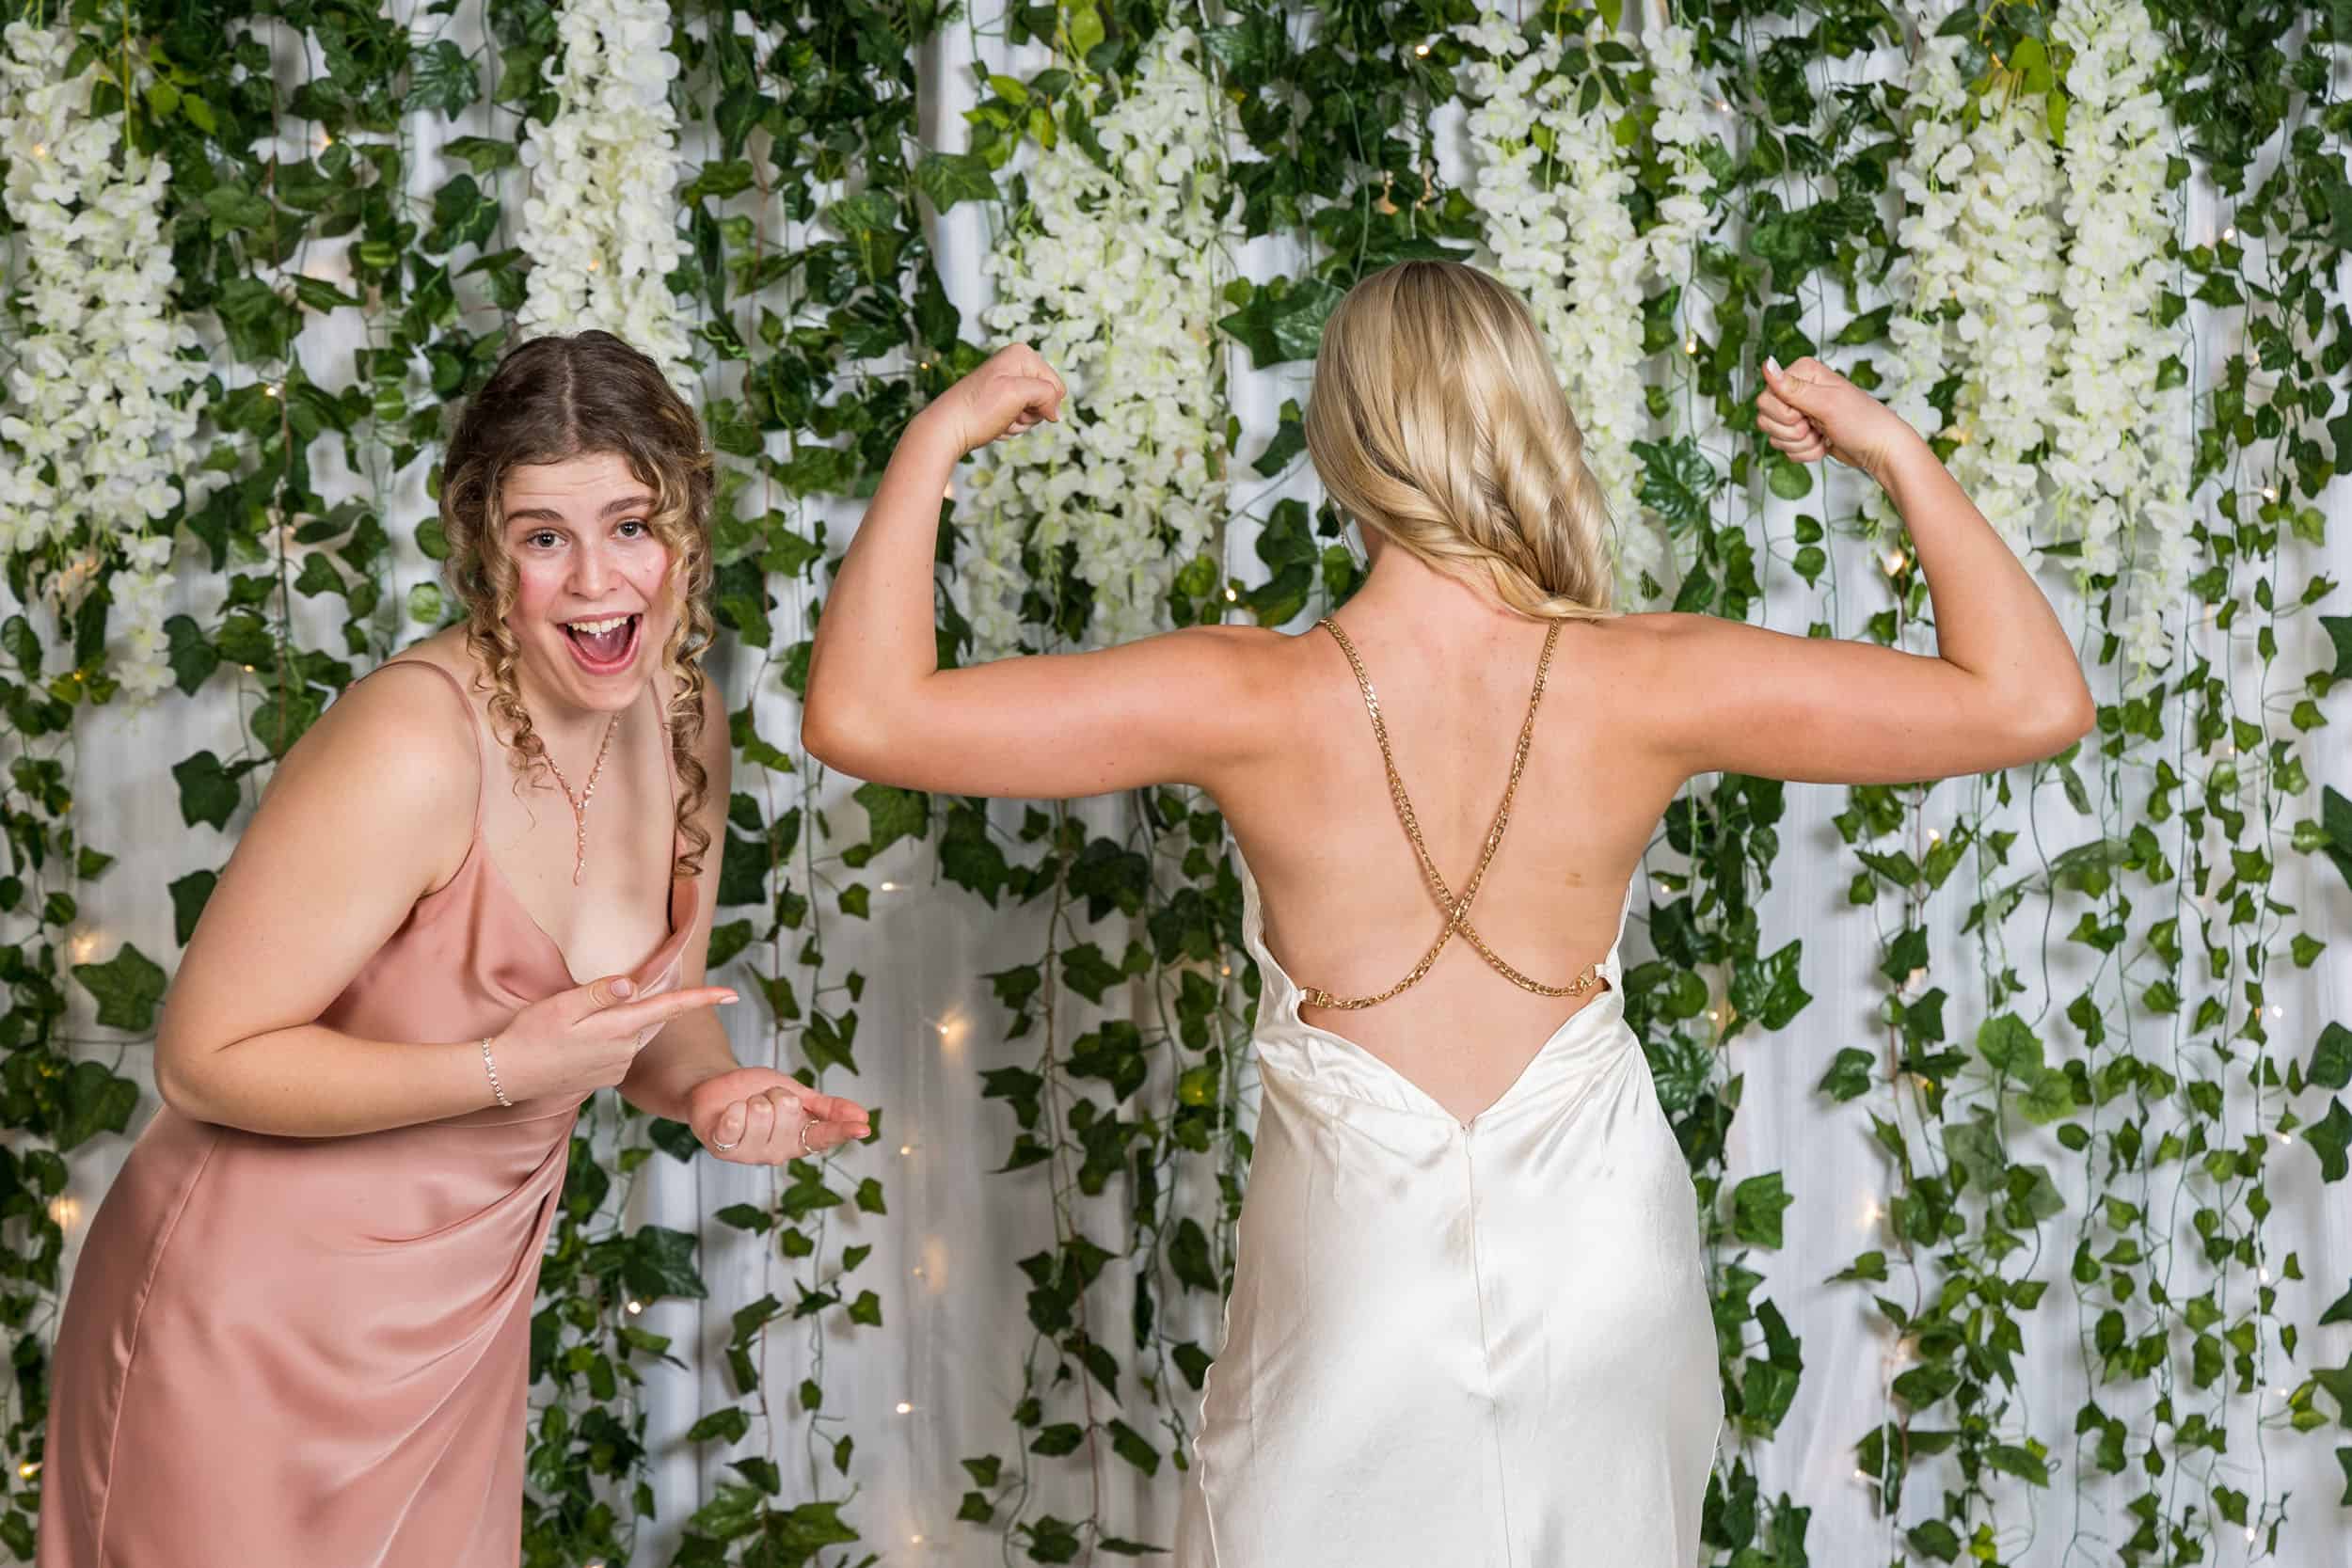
[265,646,479,821]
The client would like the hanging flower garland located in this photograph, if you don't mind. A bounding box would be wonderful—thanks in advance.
[1873,8,1974,547]
[1454,12,1663,596]
[2049,0,2190,682]
[1945,69,2066,560]
[514,0,694,388]
[960,26,1232,658]
[0,20,215,703]
[1639,17,1719,297]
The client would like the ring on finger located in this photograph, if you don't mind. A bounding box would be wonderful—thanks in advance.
[798,1118,816,1158]
[712,1136,739,1151]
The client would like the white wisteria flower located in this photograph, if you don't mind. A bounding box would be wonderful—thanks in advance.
[1455,14,1663,597]
[1640,18,1720,295]
[0,20,215,703]
[958,27,1232,657]
[515,0,694,388]
[2050,0,2188,682]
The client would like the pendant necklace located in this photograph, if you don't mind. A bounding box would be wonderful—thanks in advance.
[541,714,621,886]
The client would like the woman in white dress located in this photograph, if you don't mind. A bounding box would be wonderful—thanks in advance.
[803,260,2093,1565]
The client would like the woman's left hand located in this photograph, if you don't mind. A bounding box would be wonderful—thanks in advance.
[686,1067,871,1164]
[921,342,1068,457]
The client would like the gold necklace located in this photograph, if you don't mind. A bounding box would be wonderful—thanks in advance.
[540,714,620,886]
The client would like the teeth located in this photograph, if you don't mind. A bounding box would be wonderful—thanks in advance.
[565,614,634,636]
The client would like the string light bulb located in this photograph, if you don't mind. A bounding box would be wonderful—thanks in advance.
[2221,225,2235,242]
[625,1299,644,1315]
[1881,548,1906,576]
[1683,335,1697,355]
[2260,485,2277,501]
[879,880,900,893]
[1413,41,1430,57]
[16,1461,36,1480]
[586,255,600,272]
[30,143,44,158]
[896,1401,914,1415]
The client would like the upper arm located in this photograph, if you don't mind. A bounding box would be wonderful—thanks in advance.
[1629,611,2095,785]
[671,668,733,989]
[156,668,477,1093]
[802,625,1286,799]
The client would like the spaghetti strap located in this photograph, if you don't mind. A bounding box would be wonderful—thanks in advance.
[1297,616,1600,1011]
[362,658,487,836]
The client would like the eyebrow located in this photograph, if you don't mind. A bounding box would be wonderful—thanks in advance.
[505,494,655,526]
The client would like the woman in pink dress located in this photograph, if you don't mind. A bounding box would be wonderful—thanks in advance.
[39,331,870,1566]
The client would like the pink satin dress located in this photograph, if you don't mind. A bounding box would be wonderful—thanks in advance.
[40,657,693,1567]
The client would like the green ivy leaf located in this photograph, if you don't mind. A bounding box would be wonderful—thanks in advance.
[56,1060,139,1150]
[73,943,167,1033]
[914,150,999,211]
[2304,1098,2352,1183]
[1216,275,1343,367]
[2312,1023,2352,1091]
[1729,1171,1794,1247]
[622,1225,709,1301]
[168,870,216,948]
[845,1289,882,1326]
[172,750,241,831]
[405,39,481,116]
[853,782,929,859]
[1817,1047,1873,1101]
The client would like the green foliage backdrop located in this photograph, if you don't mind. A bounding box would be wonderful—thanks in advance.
[1,1,2349,1564]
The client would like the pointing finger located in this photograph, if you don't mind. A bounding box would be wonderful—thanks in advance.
[593,985,739,1037]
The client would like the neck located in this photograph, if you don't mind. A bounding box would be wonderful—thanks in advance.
[510,656,635,754]
[1348,538,1533,641]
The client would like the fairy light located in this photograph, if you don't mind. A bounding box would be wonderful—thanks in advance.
[896,1401,914,1415]
[15,1462,36,1480]
[942,482,955,499]
[1218,963,1232,978]
[66,928,102,964]
[879,880,901,893]
[898,1143,913,1157]
[2260,484,2277,501]
[48,1196,79,1232]
[1412,41,1430,56]
[625,1298,644,1315]
[1881,548,1906,576]
[586,255,601,272]
[262,383,279,398]
[1861,1196,1883,1227]
[1683,335,1697,355]
[1224,586,1238,602]
[911,1534,925,1546]
[29,143,44,158]
[1926,829,1941,845]
[2221,225,2235,243]
[1716,99,1730,113]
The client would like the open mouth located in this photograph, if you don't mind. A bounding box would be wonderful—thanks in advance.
[561,611,643,673]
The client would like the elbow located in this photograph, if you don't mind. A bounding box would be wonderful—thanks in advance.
[2021,684,2097,760]
[799,699,881,779]
[151,1031,209,1121]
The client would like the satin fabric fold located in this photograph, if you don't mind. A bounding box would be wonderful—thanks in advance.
[1176,856,1723,1566]
[40,659,691,1567]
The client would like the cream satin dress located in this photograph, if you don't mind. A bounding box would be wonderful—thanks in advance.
[1176,620,1724,1567]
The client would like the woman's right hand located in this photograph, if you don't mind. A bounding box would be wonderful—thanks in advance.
[488,975,738,1103]
[1756,355,1922,486]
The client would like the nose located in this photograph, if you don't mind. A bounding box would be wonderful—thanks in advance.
[567,538,612,598]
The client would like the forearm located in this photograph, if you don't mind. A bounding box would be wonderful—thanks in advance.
[157,1024,505,1139]
[617,1006,739,1124]
[803,409,961,748]
[1878,439,2090,721]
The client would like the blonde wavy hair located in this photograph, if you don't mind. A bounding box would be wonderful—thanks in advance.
[1304,259,1619,621]
[437,331,717,879]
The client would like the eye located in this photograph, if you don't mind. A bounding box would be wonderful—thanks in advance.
[525,529,562,550]
[616,517,650,539]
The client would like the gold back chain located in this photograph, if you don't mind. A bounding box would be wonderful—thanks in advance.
[1295,616,1603,1012]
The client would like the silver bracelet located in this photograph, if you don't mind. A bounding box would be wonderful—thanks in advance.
[480,1036,513,1108]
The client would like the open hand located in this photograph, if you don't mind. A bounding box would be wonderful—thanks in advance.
[1756,355,1921,486]
[687,1066,871,1164]
[922,342,1068,457]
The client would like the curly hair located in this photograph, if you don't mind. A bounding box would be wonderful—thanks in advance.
[436,330,717,879]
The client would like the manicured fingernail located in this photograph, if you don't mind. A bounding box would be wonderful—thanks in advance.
[722,992,739,1004]
[1764,356,1781,375]
[612,978,634,998]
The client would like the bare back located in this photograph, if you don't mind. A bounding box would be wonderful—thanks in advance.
[1215,610,1678,1126]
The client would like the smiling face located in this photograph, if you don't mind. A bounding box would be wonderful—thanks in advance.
[497,450,678,717]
